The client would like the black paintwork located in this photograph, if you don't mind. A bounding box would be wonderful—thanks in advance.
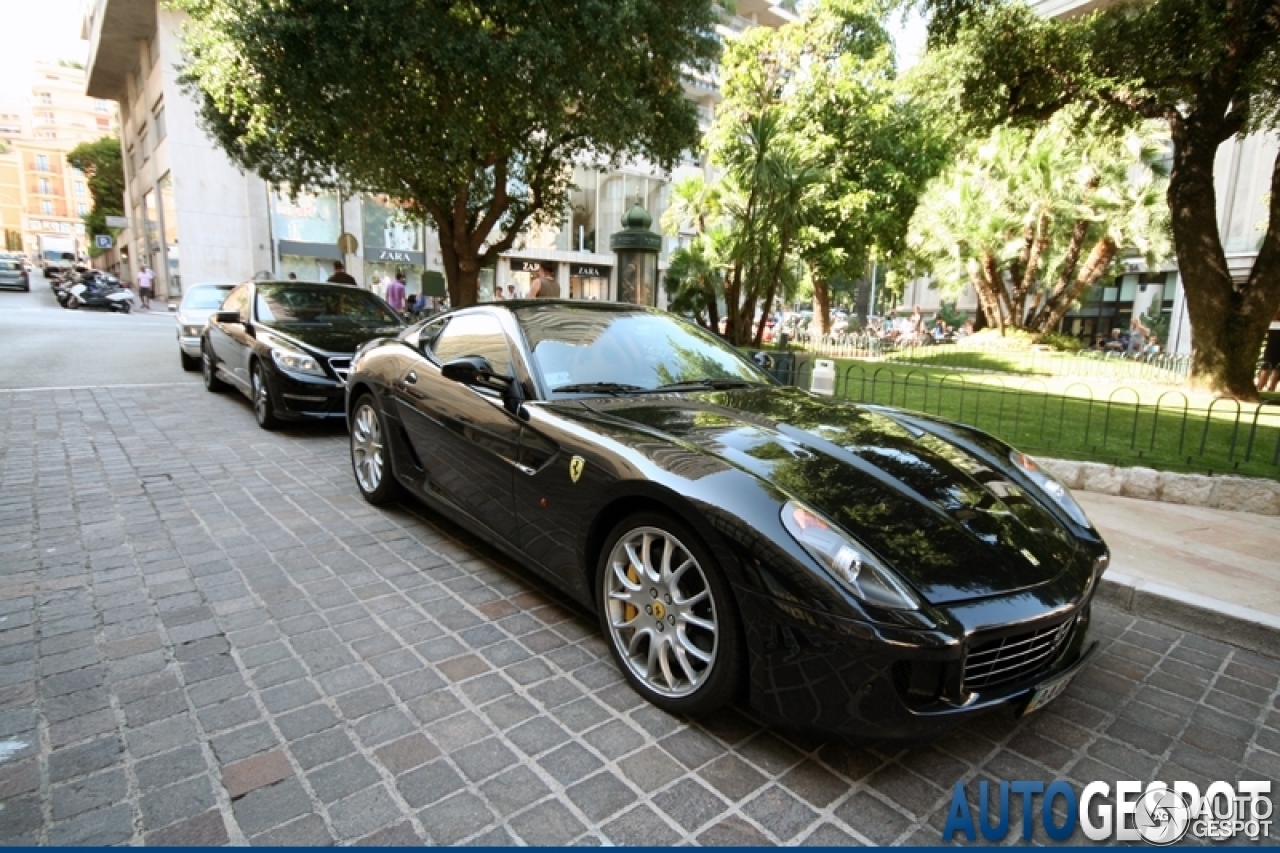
[204,280,405,422]
[346,301,1109,739]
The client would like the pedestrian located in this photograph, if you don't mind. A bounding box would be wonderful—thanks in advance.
[1127,315,1149,356]
[137,265,154,309]
[1257,308,1280,393]
[385,270,406,313]
[506,284,516,301]
[528,262,559,298]
[909,306,925,345]
[327,261,357,286]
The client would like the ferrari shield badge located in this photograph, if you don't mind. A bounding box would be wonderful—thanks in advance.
[569,456,585,483]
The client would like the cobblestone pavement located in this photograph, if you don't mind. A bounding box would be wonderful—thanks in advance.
[2,385,1279,846]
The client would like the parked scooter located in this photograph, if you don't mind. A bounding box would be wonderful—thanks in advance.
[63,272,134,313]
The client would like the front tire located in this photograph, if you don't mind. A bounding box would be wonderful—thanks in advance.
[180,351,200,372]
[252,361,281,430]
[350,394,403,505]
[596,512,742,716]
[202,343,228,392]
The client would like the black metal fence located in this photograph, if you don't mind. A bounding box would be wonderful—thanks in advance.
[755,352,1280,480]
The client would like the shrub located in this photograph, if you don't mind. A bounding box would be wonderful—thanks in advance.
[1033,331,1085,352]
[956,328,1039,350]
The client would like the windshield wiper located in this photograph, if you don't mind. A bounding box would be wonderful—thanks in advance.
[551,382,647,395]
[654,378,764,392]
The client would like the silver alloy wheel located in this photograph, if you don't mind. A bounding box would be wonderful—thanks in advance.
[351,401,384,494]
[202,349,215,385]
[252,365,270,423]
[603,526,718,699]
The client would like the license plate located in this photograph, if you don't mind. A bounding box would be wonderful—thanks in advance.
[1020,642,1097,716]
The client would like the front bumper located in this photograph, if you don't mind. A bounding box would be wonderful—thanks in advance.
[179,335,203,358]
[265,365,346,420]
[735,583,1096,741]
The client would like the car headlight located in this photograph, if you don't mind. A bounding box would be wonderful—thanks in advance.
[781,501,920,611]
[1009,451,1093,529]
[270,347,326,378]
[181,324,204,337]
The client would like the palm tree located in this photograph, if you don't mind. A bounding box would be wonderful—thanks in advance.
[910,113,1171,334]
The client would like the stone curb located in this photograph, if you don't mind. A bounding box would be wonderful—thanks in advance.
[1039,458,1280,516]
[1039,459,1280,651]
[1098,570,1280,659]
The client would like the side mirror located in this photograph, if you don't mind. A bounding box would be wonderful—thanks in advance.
[440,355,494,387]
[441,356,526,416]
[213,310,241,325]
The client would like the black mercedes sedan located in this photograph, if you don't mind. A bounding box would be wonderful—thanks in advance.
[345,301,1109,740]
[202,280,405,429]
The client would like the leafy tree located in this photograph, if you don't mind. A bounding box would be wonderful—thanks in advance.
[176,0,719,307]
[66,137,126,246]
[661,174,725,330]
[681,0,941,345]
[908,0,1280,399]
[664,242,723,328]
[909,112,1170,333]
[778,0,951,335]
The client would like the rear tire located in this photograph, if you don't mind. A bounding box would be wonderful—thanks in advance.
[202,343,228,393]
[596,512,742,717]
[350,394,403,505]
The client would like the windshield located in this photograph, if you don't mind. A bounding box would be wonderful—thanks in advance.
[515,304,772,394]
[184,285,235,310]
[254,283,402,329]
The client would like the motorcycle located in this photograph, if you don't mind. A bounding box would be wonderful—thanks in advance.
[64,274,135,313]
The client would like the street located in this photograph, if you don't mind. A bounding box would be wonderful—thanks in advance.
[0,278,196,391]
[1,276,1278,845]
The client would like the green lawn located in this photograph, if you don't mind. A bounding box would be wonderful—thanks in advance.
[788,357,1280,481]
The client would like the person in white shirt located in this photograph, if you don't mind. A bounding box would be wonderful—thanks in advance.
[137,265,154,309]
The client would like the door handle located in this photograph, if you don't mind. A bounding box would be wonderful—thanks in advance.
[403,371,418,385]
[514,463,537,476]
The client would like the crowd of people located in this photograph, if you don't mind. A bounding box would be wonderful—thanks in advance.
[1086,316,1161,357]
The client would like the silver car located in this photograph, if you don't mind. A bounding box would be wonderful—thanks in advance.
[0,255,29,291]
[176,283,236,371]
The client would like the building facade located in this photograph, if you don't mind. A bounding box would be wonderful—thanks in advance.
[83,0,794,303]
[0,62,117,263]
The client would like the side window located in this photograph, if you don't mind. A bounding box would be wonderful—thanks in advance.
[223,285,249,322]
[431,313,513,377]
[417,316,449,352]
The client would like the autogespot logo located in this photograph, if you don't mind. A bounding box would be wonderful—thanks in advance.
[943,779,1273,844]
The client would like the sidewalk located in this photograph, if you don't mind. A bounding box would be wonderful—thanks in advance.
[1077,491,1280,657]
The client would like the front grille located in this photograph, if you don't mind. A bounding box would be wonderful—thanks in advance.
[963,620,1071,692]
[328,357,352,385]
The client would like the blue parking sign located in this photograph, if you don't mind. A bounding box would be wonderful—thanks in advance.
[95,234,113,249]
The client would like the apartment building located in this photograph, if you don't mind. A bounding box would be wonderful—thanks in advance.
[82,0,794,303]
[0,62,117,263]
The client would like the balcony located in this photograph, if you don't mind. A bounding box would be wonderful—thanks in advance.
[84,0,157,101]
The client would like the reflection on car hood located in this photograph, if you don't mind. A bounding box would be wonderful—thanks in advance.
[262,324,404,354]
[177,309,217,326]
[583,386,1080,605]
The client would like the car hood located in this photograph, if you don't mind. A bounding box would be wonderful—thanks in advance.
[582,386,1082,605]
[260,323,405,354]
[178,308,217,326]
